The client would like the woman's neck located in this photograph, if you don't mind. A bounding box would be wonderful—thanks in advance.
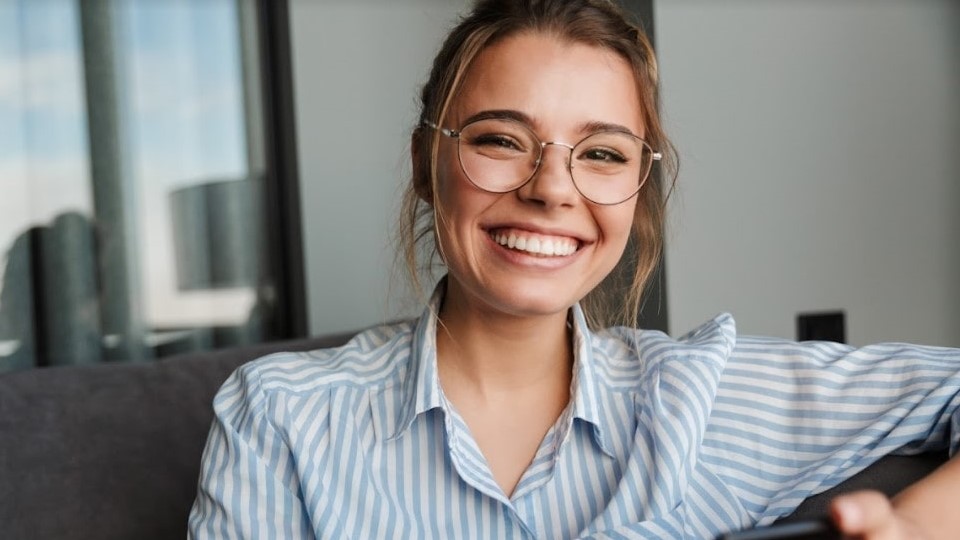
[435,281,574,401]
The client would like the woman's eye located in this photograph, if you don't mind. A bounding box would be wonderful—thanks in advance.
[581,148,627,163]
[471,134,523,150]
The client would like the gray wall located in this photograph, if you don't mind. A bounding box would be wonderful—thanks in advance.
[656,1,960,346]
[289,0,469,335]
[290,1,960,346]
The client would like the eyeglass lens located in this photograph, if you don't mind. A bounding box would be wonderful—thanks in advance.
[456,118,653,204]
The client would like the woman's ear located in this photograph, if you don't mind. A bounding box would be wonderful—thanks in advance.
[411,130,433,205]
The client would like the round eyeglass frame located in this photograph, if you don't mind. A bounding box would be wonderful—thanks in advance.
[423,118,662,205]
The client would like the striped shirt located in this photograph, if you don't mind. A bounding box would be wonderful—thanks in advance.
[188,289,960,539]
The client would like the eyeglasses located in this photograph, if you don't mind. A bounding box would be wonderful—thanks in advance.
[424,117,661,205]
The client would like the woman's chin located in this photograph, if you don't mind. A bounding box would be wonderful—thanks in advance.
[455,281,583,321]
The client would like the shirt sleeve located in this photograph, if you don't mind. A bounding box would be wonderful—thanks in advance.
[188,361,316,539]
[702,337,960,525]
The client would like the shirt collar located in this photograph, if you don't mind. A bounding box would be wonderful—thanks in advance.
[383,282,445,441]
[385,280,616,459]
[567,302,617,458]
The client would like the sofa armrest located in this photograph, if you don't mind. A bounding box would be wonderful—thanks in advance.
[777,451,949,523]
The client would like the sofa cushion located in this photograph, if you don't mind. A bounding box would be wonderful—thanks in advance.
[0,334,351,540]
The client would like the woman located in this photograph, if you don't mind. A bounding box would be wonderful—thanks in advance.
[189,1,960,538]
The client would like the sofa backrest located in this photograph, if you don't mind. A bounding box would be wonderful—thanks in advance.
[0,334,353,540]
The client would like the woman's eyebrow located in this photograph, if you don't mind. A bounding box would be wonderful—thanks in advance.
[460,109,533,126]
[579,120,639,137]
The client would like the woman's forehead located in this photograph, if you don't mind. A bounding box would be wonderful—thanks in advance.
[449,32,646,137]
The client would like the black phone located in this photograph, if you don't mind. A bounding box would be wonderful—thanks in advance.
[717,518,840,540]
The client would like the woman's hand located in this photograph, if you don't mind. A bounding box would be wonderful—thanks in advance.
[830,491,929,540]
[830,456,960,540]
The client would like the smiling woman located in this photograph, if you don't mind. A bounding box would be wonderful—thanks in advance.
[188,1,960,539]
[422,33,644,326]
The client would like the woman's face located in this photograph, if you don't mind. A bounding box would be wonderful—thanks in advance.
[433,31,643,321]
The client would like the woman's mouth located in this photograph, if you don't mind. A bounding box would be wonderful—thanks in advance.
[488,228,581,257]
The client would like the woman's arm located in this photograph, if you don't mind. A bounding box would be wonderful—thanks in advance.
[832,455,960,540]
[703,336,960,527]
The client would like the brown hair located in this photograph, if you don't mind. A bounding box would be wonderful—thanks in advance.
[398,0,677,328]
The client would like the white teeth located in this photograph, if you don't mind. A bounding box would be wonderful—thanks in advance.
[492,231,578,257]
[542,239,555,256]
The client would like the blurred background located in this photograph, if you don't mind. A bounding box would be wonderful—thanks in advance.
[1,0,957,373]
[0,0,290,371]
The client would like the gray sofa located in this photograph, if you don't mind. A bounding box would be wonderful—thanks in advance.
[0,333,947,540]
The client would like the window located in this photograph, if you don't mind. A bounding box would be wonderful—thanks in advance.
[0,0,302,371]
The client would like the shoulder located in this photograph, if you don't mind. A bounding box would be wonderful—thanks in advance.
[588,313,737,389]
[225,319,418,399]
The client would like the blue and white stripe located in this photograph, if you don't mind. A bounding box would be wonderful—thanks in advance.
[189,290,960,539]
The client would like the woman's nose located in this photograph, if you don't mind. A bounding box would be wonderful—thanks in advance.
[517,142,579,208]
